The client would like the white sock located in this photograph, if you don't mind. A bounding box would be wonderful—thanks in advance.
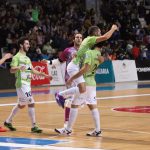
[66,108,78,131]
[6,105,19,123]
[59,86,79,97]
[91,108,100,132]
[28,107,36,127]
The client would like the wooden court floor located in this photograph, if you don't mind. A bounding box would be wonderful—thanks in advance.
[0,83,150,150]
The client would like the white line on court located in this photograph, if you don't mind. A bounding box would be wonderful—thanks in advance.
[96,93,150,100]
[1,93,150,107]
[0,142,103,150]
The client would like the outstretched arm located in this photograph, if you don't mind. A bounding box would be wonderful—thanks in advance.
[32,66,52,80]
[96,24,118,43]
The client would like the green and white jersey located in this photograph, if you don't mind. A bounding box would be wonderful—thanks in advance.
[10,52,32,88]
[84,49,102,86]
[73,36,97,66]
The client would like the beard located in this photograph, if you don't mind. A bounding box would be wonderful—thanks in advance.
[23,47,29,53]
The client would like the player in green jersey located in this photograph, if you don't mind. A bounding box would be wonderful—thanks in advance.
[55,24,118,109]
[4,37,52,133]
[55,42,108,136]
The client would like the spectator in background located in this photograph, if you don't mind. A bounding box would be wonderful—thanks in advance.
[132,42,141,60]
[42,40,55,60]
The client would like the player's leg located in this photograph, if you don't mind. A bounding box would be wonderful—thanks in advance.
[25,85,42,133]
[4,87,27,131]
[55,93,85,135]
[55,62,86,108]
[28,103,42,133]
[64,97,72,128]
[86,86,101,137]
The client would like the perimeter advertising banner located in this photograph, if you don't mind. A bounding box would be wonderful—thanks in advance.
[31,62,50,86]
[47,62,66,85]
[112,60,138,82]
[136,60,150,80]
[95,60,115,83]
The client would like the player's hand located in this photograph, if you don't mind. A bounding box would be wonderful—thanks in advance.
[41,59,48,64]
[111,24,118,31]
[46,75,53,81]
[41,73,53,80]
[19,66,26,71]
[66,77,73,86]
[4,53,13,60]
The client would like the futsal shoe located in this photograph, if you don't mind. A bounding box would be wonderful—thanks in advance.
[54,128,72,136]
[0,126,7,132]
[54,92,65,108]
[4,122,16,131]
[31,126,42,133]
[86,130,102,137]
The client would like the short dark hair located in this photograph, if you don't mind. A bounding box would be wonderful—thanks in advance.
[18,37,29,48]
[74,33,82,38]
[88,26,99,36]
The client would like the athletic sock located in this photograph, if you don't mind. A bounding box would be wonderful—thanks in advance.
[66,108,78,131]
[28,107,36,127]
[59,86,79,97]
[91,108,100,131]
[6,105,19,123]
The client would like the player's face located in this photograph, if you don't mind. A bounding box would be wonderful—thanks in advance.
[95,29,101,36]
[74,34,83,46]
[22,40,30,52]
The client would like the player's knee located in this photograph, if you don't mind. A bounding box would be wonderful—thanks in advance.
[18,104,25,109]
[71,104,79,108]
[87,104,97,110]
[28,103,34,107]
[79,86,86,93]
[78,83,86,93]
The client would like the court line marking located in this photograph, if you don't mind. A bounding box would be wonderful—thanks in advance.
[0,142,103,150]
[96,93,150,100]
[1,93,150,107]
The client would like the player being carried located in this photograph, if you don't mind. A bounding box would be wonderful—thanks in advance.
[55,24,118,108]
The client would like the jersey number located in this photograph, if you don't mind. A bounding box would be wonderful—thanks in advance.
[92,64,98,74]
[25,91,31,97]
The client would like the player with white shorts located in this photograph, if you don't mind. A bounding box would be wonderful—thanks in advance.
[55,25,118,108]
[4,37,51,133]
[55,42,107,136]
[16,84,34,105]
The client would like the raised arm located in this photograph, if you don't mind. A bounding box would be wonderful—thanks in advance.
[96,24,118,43]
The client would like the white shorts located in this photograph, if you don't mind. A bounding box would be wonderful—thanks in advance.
[71,86,97,105]
[16,84,34,105]
[67,61,85,86]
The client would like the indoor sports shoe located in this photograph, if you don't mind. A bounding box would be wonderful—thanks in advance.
[86,130,102,137]
[55,92,65,108]
[54,128,72,136]
[0,126,7,132]
[31,126,42,133]
[4,122,16,131]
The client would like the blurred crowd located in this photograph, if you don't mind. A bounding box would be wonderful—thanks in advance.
[0,0,150,63]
